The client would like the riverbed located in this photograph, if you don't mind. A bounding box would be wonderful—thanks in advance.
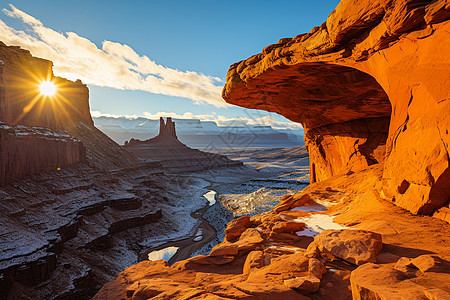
[139,146,311,264]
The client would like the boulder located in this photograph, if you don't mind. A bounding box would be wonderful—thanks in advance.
[273,194,313,213]
[351,263,448,300]
[225,216,252,241]
[433,207,450,224]
[394,257,416,273]
[411,255,450,273]
[308,258,327,280]
[243,251,264,275]
[210,227,264,259]
[284,276,321,293]
[305,241,319,259]
[272,221,306,234]
[313,229,383,265]
[234,228,264,251]
[210,244,239,257]
[247,252,309,283]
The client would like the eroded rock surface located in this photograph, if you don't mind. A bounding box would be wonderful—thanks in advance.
[223,0,450,216]
[351,261,450,300]
[96,164,450,300]
[310,229,383,266]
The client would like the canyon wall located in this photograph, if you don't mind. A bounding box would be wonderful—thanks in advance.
[0,123,86,185]
[0,42,137,184]
[223,0,449,216]
[0,42,92,183]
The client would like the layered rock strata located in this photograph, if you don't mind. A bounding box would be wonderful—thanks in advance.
[223,0,450,216]
[0,123,86,185]
[0,42,154,299]
[0,162,172,299]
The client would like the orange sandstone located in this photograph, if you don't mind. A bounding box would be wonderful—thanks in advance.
[223,0,449,216]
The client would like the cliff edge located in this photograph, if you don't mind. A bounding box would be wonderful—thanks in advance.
[223,0,449,217]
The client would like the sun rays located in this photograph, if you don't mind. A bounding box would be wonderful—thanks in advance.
[9,66,85,127]
[39,80,56,97]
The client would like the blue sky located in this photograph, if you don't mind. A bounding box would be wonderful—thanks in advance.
[0,0,340,129]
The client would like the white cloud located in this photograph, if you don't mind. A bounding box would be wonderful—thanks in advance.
[0,4,227,107]
[91,110,303,131]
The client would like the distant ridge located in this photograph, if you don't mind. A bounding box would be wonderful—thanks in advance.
[123,117,243,172]
[94,116,303,147]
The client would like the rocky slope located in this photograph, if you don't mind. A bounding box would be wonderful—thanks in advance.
[223,0,449,217]
[95,164,450,300]
[0,42,167,299]
[0,42,249,299]
[95,0,450,299]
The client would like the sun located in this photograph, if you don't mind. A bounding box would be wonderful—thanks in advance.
[39,80,57,97]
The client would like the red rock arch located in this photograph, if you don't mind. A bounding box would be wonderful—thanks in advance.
[223,0,449,216]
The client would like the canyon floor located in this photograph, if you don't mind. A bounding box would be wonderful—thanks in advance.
[0,145,309,300]
[139,146,311,265]
[95,162,450,300]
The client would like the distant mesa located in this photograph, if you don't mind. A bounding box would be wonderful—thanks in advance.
[123,117,243,172]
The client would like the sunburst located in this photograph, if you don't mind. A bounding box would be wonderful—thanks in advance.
[39,80,57,97]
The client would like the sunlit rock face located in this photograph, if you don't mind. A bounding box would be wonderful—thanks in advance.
[223,0,449,215]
